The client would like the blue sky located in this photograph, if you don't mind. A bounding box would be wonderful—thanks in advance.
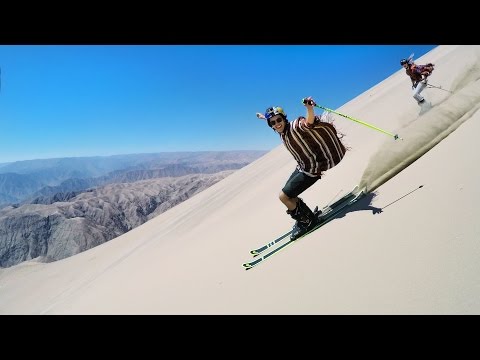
[0,45,436,163]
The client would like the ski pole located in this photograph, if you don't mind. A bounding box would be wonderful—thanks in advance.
[307,101,402,141]
[426,83,453,93]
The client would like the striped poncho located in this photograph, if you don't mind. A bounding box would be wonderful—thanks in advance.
[279,115,346,177]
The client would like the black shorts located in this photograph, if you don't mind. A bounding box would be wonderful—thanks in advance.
[282,167,320,198]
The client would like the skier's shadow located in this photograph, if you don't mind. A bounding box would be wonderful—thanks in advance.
[327,185,425,221]
[325,191,382,221]
[419,101,433,115]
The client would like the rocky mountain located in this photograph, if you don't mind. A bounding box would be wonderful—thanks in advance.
[25,162,253,204]
[0,150,266,206]
[0,171,233,268]
[0,173,45,204]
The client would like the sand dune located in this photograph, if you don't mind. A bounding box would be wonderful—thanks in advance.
[1,45,479,314]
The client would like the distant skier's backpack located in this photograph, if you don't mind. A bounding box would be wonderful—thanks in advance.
[423,63,435,75]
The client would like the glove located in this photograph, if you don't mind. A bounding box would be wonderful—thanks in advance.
[302,97,316,106]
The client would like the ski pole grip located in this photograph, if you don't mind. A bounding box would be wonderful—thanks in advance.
[302,98,315,106]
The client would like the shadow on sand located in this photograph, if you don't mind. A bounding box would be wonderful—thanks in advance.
[324,185,425,223]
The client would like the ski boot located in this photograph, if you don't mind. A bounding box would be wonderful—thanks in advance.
[286,198,320,241]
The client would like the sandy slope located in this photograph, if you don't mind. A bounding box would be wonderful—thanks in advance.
[1,45,479,314]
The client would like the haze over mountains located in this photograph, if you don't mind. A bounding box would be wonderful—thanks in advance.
[0,151,266,206]
[0,151,266,267]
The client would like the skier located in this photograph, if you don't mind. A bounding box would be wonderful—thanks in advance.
[256,97,347,240]
[400,58,435,104]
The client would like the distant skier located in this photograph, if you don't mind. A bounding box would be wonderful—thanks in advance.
[256,97,347,240]
[400,57,435,104]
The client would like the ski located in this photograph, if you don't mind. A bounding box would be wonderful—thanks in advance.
[249,186,359,257]
[249,231,292,257]
[243,187,366,270]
